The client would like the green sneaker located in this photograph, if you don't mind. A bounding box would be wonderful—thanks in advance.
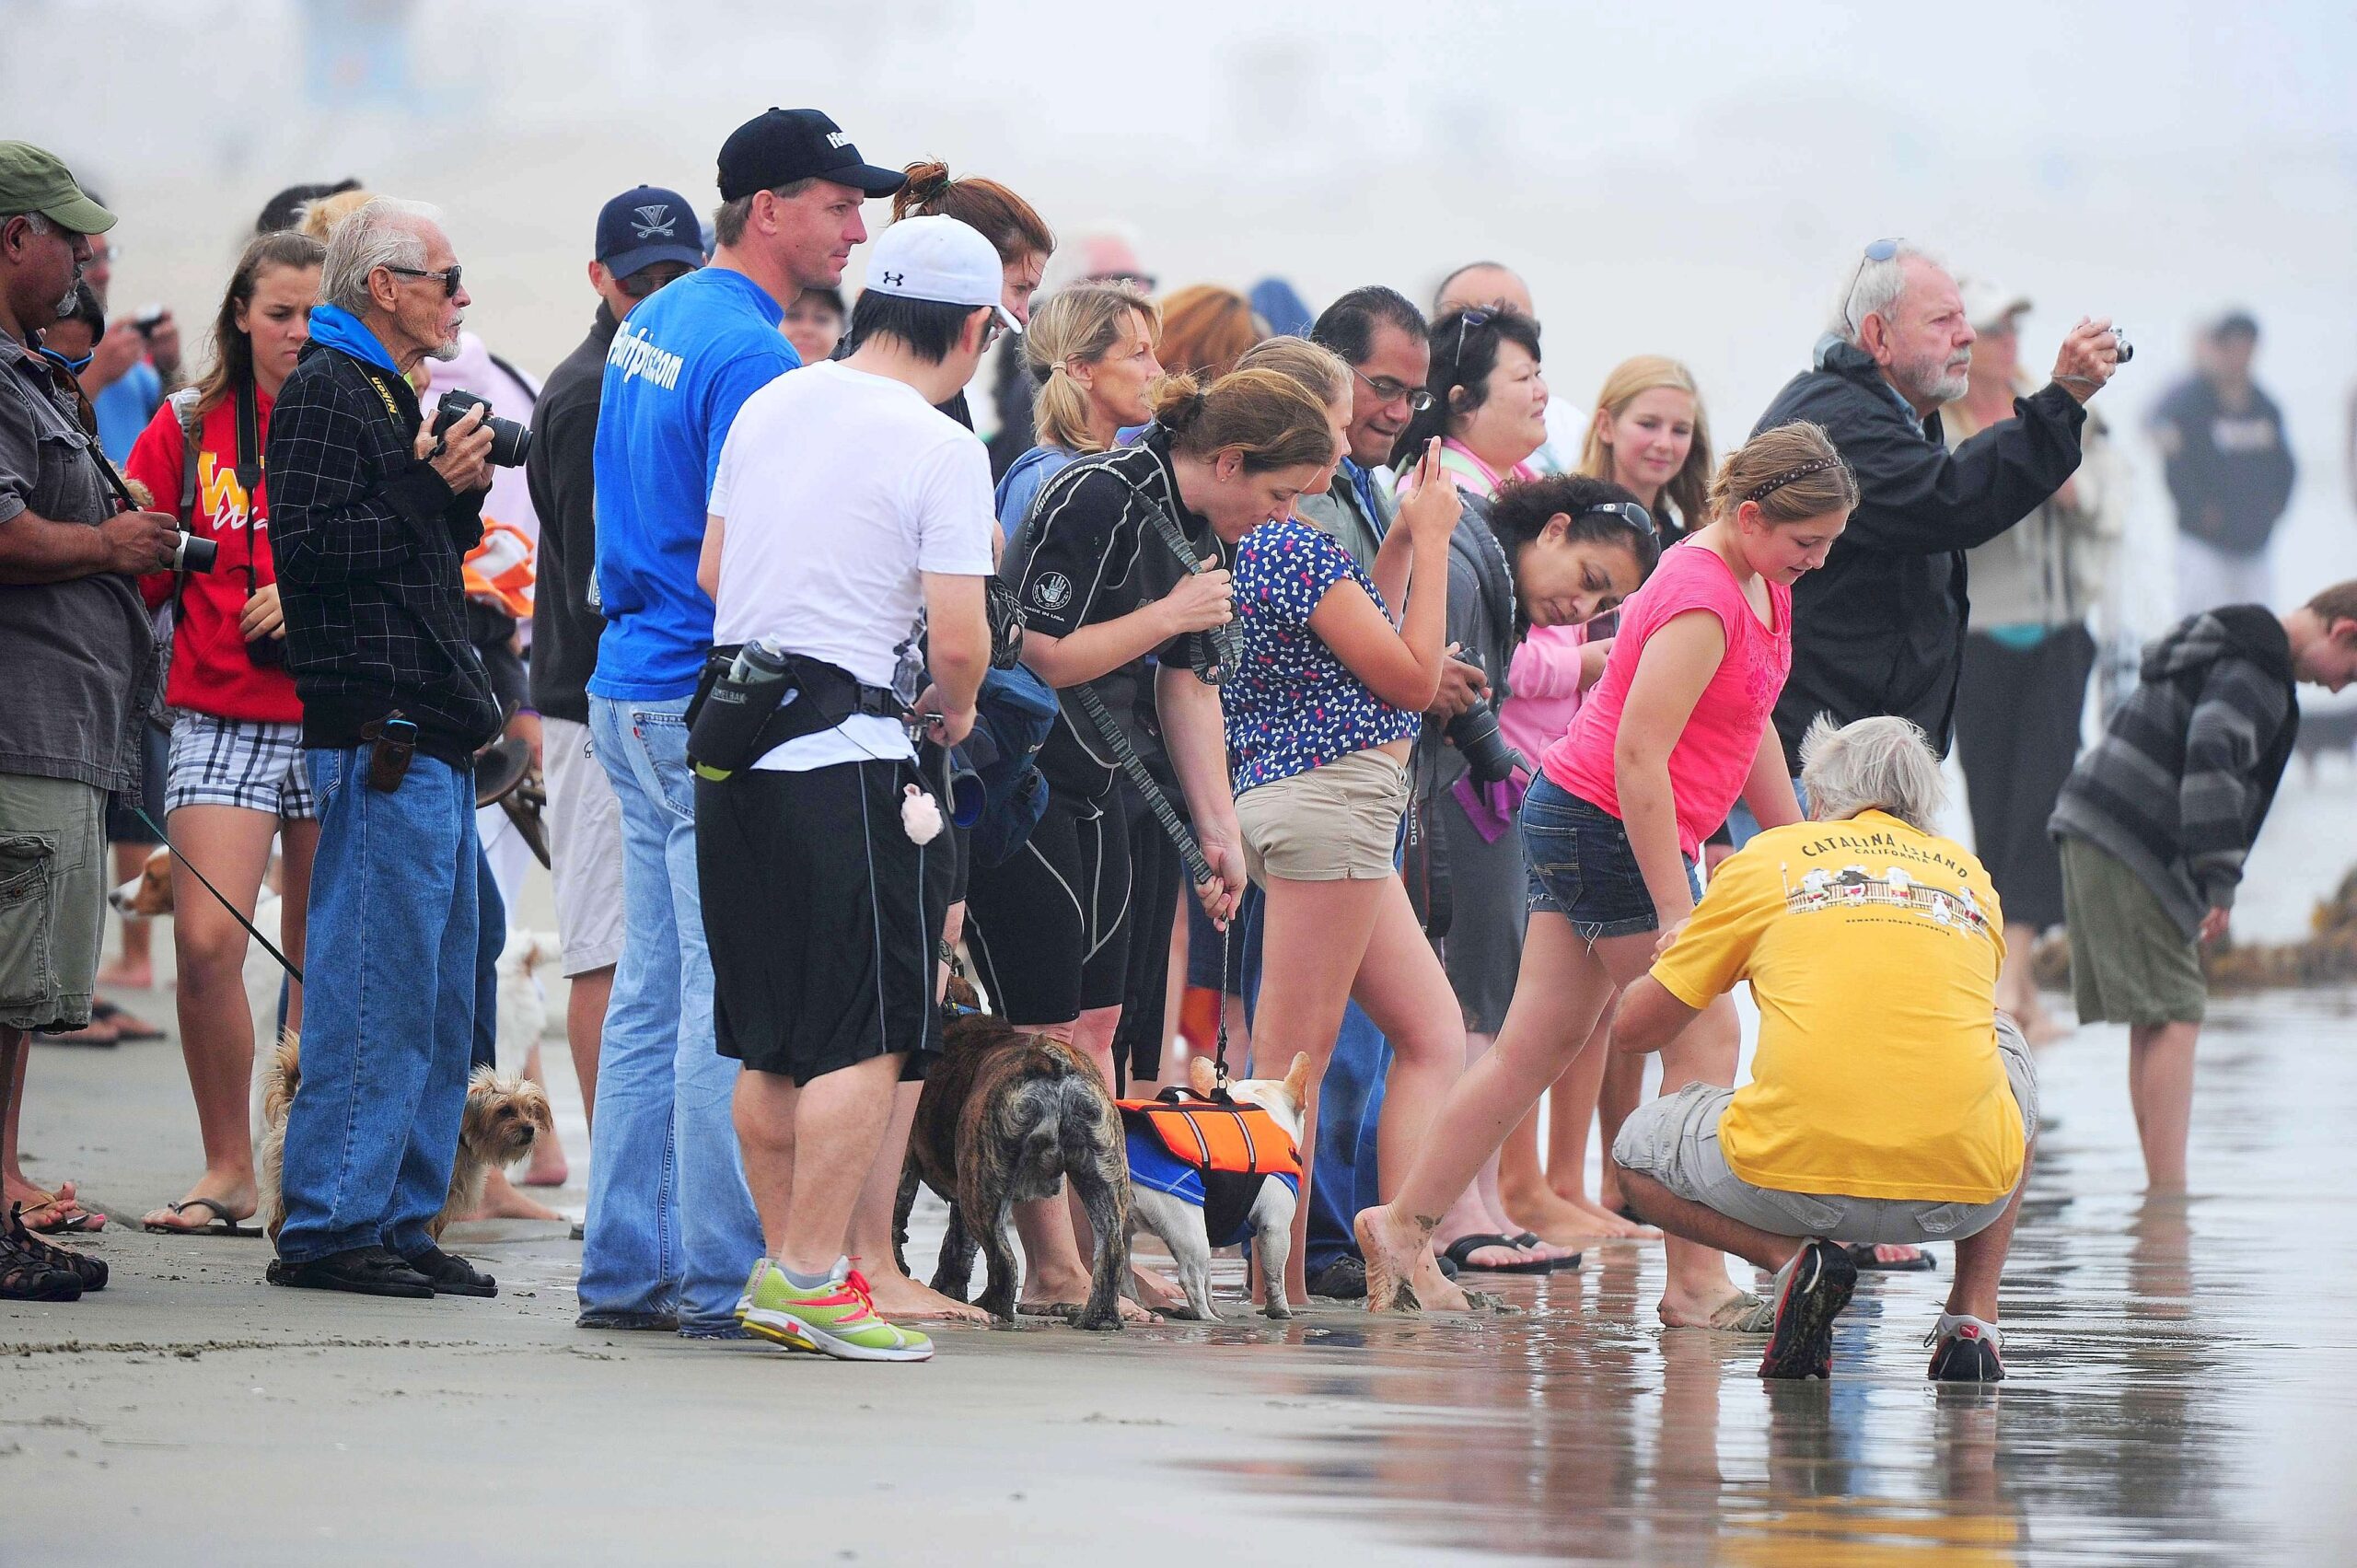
[738,1259,934,1363]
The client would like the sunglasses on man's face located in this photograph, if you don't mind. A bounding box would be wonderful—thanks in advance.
[386,263,463,299]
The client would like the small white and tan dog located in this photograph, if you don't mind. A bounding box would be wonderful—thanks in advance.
[256,1030,554,1241]
[1124,1052,1312,1323]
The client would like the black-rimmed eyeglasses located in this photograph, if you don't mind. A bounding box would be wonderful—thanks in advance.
[1581,502,1655,538]
[1353,364,1434,412]
[386,263,464,299]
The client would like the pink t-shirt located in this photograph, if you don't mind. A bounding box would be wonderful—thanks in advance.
[1542,540,1793,861]
[1503,622,1587,783]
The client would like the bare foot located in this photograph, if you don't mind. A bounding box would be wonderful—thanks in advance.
[521,1133,570,1188]
[8,1179,104,1233]
[1413,1249,1469,1311]
[1019,1265,1162,1323]
[140,1172,259,1232]
[857,1265,992,1323]
[96,959,155,990]
[1568,1196,1661,1241]
[1354,1203,1451,1313]
[466,1168,563,1222]
[1130,1260,1185,1311]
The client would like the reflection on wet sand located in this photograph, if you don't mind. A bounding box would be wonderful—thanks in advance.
[1190,989,2357,1564]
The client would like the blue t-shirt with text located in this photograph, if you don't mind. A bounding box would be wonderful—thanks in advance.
[589,267,799,700]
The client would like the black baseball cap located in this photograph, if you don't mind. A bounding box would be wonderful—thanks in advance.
[716,109,904,203]
[595,185,705,279]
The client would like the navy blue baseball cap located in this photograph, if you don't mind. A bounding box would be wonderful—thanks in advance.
[717,109,904,203]
[595,185,705,280]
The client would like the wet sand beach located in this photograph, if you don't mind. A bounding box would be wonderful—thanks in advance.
[8,978,2355,1565]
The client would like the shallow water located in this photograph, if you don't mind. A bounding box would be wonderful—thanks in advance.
[1178,985,2357,1564]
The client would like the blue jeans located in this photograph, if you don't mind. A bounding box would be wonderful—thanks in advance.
[581,695,761,1334]
[277,748,481,1265]
[1724,777,1810,852]
[1237,885,1392,1276]
[471,842,505,1073]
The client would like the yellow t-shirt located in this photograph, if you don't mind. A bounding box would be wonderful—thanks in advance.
[1651,811,2025,1205]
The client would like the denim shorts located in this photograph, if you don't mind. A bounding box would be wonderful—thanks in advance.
[1520,775,1701,942]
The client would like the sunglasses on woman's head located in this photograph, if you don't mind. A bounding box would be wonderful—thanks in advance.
[386,264,463,299]
[1581,501,1655,538]
[1451,307,1493,365]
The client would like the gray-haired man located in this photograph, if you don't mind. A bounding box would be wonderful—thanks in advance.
[1609,716,2036,1384]
[263,197,505,1300]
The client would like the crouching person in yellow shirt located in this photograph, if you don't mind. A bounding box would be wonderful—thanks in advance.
[1609,715,2034,1384]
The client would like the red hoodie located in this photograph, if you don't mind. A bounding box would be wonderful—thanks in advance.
[125,389,303,724]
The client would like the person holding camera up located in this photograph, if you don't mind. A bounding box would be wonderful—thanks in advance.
[0,145,175,1272]
[1385,306,1574,1274]
[691,216,1003,1361]
[263,197,506,1300]
[118,229,329,1237]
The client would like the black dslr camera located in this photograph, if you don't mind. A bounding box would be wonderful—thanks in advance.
[1446,692,1526,785]
[167,527,217,574]
[432,389,532,468]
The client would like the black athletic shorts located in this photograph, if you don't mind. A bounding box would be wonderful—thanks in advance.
[697,760,953,1086]
[964,782,1132,1025]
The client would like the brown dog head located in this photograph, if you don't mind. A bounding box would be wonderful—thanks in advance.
[460,1065,554,1169]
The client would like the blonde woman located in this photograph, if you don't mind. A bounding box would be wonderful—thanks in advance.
[993,284,1162,534]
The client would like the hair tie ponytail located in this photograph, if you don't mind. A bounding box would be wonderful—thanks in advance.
[893,160,954,223]
[1148,371,1209,434]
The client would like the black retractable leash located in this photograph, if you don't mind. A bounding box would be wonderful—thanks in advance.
[130,805,304,984]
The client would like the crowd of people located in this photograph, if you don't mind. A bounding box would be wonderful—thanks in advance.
[5,116,2355,1383]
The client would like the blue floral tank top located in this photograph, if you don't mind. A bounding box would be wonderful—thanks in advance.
[1225,517,1419,794]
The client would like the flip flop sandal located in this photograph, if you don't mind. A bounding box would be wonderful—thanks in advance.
[19,1196,103,1234]
[1443,1233,1553,1275]
[40,1019,120,1047]
[91,1000,167,1041]
[1508,1229,1584,1272]
[143,1197,261,1237]
[1844,1242,1937,1272]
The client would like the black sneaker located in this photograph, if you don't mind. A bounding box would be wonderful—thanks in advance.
[267,1245,434,1298]
[1308,1256,1367,1300]
[401,1245,497,1298]
[1926,1314,2005,1382]
[6,1202,106,1291]
[577,1308,681,1331]
[1757,1239,1856,1380]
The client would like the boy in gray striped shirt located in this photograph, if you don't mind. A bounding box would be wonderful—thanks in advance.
[2050,582,2357,1191]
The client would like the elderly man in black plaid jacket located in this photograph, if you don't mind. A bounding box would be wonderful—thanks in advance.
[262,196,508,1301]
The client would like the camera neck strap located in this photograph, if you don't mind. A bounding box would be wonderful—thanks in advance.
[1100,459,1238,686]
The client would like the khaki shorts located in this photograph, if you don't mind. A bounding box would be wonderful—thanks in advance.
[2059,834,2206,1025]
[1611,1015,2038,1247]
[542,716,625,977]
[0,772,109,1032]
[1236,749,1409,885]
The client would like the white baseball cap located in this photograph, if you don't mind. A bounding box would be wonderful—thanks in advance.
[864,215,1020,331]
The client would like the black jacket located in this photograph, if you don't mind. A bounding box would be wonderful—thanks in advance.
[268,341,501,764]
[524,305,615,724]
[1753,336,2087,769]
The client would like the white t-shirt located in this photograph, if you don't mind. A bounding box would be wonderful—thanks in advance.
[709,360,997,771]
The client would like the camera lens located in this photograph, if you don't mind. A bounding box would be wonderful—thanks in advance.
[173,531,219,574]
[1445,697,1527,785]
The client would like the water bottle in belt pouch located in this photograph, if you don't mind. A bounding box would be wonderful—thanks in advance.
[688,637,797,783]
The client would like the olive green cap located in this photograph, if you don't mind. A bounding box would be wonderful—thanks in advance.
[0,143,116,235]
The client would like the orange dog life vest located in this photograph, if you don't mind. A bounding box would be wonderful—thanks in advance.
[1116,1094,1302,1179]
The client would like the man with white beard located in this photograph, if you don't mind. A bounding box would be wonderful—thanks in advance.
[1736,240,2123,844]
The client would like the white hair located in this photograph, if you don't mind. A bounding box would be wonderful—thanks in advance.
[18,211,52,234]
[1831,240,1945,346]
[320,197,441,316]
[1798,714,1946,832]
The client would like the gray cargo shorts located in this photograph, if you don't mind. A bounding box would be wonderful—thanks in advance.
[0,772,109,1032]
[1610,1015,2038,1247]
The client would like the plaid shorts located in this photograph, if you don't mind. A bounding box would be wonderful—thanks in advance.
[165,713,319,820]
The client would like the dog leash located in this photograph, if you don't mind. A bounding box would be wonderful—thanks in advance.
[1211,919,1233,1091]
[130,805,305,984]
